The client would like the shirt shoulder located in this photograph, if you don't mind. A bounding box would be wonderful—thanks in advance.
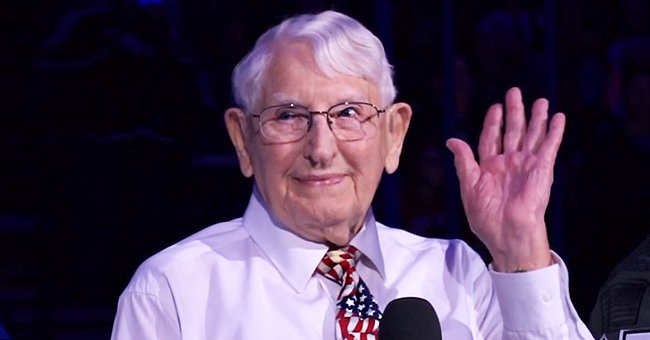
[376,222,487,278]
[123,218,250,294]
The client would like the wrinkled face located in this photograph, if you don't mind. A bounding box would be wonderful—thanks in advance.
[225,41,411,245]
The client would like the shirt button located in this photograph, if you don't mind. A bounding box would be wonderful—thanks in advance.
[542,292,553,303]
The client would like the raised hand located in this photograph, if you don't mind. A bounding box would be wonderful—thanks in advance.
[446,87,565,272]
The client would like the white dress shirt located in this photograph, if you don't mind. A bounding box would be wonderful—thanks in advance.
[111,188,593,339]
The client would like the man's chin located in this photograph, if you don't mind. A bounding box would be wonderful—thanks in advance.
[281,210,357,240]
[310,214,364,245]
[310,222,356,246]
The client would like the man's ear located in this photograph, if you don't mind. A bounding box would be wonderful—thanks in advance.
[384,102,412,174]
[224,107,254,177]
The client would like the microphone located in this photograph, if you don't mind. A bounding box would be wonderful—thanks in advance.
[378,297,442,340]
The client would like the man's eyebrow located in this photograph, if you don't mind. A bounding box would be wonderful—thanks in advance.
[267,93,298,104]
[334,91,372,104]
[266,92,371,106]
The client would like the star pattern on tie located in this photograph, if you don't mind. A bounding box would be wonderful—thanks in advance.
[338,280,382,320]
[316,245,382,340]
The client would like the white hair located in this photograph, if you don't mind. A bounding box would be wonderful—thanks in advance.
[231,10,396,113]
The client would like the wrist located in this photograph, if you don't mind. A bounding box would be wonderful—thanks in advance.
[492,252,554,273]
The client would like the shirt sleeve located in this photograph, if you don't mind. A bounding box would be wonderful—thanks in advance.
[111,274,181,340]
[489,252,594,339]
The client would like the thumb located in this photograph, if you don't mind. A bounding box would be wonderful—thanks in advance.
[446,138,480,189]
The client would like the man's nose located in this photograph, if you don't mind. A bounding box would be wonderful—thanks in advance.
[308,112,332,129]
[303,112,337,165]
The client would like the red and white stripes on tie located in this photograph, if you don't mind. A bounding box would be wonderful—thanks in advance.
[317,245,382,340]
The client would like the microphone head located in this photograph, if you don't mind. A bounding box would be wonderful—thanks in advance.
[378,297,442,340]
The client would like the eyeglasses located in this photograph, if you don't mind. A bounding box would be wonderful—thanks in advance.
[251,101,385,143]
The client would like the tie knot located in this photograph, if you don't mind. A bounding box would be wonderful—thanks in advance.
[325,245,359,265]
[316,244,383,337]
[316,245,360,284]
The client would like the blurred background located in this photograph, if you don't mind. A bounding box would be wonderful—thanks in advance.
[2,0,649,338]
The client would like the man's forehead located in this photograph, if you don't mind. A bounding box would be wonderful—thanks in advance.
[266,89,372,105]
[260,42,380,106]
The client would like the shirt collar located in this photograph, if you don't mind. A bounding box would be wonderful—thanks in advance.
[349,210,386,280]
[242,186,386,293]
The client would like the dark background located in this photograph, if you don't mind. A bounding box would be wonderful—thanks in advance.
[2,0,650,338]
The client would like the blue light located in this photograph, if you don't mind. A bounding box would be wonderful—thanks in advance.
[138,0,161,6]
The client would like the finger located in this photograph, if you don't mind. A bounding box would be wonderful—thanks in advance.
[478,103,503,162]
[523,98,549,152]
[446,138,480,190]
[537,112,566,164]
[503,87,526,153]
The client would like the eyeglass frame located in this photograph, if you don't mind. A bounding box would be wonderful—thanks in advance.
[250,101,387,143]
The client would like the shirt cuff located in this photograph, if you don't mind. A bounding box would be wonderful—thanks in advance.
[489,254,565,332]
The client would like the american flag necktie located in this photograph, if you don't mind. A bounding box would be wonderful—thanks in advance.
[316,245,382,340]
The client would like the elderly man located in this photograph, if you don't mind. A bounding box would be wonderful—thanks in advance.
[112,10,592,339]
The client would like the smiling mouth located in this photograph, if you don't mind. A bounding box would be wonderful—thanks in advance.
[295,174,345,187]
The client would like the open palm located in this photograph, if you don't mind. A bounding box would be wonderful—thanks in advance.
[446,87,564,272]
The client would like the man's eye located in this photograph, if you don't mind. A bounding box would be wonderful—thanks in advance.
[275,110,301,121]
[336,106,360,118]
